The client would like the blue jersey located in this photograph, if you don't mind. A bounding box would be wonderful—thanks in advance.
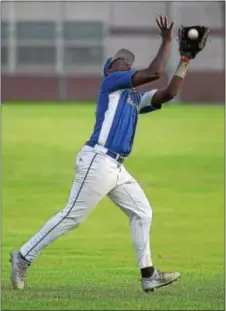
[87,71,161,157]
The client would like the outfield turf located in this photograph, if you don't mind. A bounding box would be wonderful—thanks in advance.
[2,103,225,310]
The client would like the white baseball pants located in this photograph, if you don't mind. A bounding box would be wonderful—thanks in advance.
[20,145,153,268]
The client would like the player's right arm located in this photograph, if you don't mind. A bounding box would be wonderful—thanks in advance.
[132,16,174,88]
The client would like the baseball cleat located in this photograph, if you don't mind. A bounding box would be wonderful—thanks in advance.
[141,269,180,293]
[10,251,30,290]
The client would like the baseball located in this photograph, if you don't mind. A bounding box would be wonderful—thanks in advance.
[188,28,199,40]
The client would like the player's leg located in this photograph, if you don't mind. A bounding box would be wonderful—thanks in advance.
[108,166,180,292]
[108,171,154,272]
[11,149,118,289]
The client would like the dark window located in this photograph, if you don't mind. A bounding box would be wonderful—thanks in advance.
[17,46,56,64]
[63,22,104,40]
[64,46,103,65]
[1,45,8,65]
[16,22,56,40]
[1,21,9,41]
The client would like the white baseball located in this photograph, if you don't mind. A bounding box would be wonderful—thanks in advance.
[188,29,199,40]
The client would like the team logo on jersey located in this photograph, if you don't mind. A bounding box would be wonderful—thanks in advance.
[127,93,140,112]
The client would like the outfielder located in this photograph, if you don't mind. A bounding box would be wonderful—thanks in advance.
[10,17,209,292]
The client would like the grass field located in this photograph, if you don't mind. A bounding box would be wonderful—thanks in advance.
[2,102,225,310]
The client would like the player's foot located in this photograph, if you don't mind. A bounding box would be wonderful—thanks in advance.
[10,251,31,290]
[141,269,180,293]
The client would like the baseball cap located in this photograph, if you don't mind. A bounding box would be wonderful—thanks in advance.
[103,48,135,76]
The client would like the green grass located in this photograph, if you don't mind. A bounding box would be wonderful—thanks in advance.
[2,102,225,310]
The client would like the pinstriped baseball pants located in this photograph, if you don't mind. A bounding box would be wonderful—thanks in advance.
[20,145,153,269]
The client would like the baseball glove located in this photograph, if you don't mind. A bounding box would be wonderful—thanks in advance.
[178,25,210,59]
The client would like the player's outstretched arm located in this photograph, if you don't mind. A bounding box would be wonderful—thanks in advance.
[151,56,190,106]
[151,25,210,107]
[132,15,174,88]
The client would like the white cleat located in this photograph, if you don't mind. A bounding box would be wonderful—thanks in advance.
[141,269,180,293]
[10,251,30,290]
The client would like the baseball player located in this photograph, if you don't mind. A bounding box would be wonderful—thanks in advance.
[10,17,209,292]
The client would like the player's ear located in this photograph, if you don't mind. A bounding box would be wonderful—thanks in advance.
[107,64,115,74]
[107,68,113,74]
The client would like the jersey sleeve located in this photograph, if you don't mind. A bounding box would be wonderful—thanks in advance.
[101,70,137,93]
[138,89,162,114]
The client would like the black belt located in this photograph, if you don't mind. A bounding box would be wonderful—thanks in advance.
[85,142,124,164]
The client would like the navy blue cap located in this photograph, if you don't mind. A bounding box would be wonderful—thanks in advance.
[103,49,135,76]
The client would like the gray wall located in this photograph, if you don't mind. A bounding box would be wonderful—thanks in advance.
[1,1,224,72]
[1,1,224,102]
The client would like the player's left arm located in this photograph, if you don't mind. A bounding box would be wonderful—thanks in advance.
[151,57,189,107]
[139,25,210,111]
[139,57,192,113]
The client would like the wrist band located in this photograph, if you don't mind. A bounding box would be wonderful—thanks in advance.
[181,56,190,63]
[174,60,189,78]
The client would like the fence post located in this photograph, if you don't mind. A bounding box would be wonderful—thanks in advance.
[57,1,67,102]
[9,0,16,75]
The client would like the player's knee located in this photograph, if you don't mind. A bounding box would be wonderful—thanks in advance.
[60,205,90,227]
[138,205,152,222]
[144,207,152,222]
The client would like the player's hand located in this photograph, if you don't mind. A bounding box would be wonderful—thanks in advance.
[156,15,174,42]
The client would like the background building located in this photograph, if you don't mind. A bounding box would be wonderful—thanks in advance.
[1,1,225,102]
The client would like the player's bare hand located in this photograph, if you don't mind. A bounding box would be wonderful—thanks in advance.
[156,15,174,42]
